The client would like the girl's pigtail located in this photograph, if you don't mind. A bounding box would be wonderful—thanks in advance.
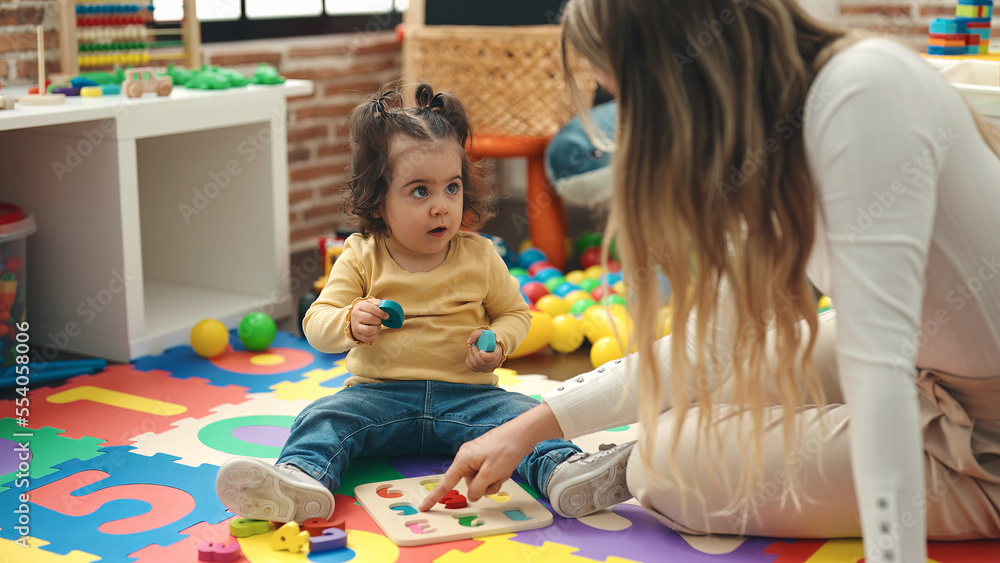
[414,82,472,147]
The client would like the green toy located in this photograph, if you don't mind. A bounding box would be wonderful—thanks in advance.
[77,68,125,85]
[163,64,192,87]
[250,63,286,85]
[238,312,277,351]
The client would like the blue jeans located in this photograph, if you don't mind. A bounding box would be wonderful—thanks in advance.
[278,380,581,495]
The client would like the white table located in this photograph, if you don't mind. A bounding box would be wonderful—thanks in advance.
[0,80,313,362]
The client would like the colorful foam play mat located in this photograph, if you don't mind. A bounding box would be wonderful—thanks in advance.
[1,330,997,562]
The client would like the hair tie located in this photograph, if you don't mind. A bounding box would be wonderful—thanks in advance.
[371,90,400,118]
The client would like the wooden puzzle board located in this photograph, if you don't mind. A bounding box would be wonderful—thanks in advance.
[354,474,553,546]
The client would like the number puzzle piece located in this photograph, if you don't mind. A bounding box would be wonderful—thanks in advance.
[476,330,496,352]
[485,491,511,503]
[302,516,345,536]
[270,521,309,553]
[439,489,468,509]
[309,527,348,552]
[197,539,240,561]
[378,299,404,328]
[390,503,419,516]
[454,514,485,527]
[406,519,436,534]
[503,509,530,521]
[229,517,270,538]
[376,484,403,498]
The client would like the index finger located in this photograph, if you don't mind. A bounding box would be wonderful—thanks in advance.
[417,466,465,512]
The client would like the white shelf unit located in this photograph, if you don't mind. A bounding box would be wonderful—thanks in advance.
[0,80,313,362]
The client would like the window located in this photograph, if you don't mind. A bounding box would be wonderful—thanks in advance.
[154,0,407,42]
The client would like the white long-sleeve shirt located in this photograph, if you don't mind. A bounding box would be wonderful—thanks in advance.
[542,39,1000,561]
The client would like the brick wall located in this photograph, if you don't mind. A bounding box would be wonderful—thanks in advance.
[201,34,402,252]
[0,1,996,251]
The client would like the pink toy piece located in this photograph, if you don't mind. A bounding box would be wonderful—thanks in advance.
[229,517,270,538]
[406,520,436,534]
[302,516,345,536]
[271,521,310,553]
[309,527,348,552]
[197,539,240,562]
[375,484,403,498]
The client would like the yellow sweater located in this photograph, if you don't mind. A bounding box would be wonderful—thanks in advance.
[302,232,531,386]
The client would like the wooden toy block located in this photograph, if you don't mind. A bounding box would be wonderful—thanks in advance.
[476,329,496,352]
[355,474,552,547]
[229,517,271,538]
[302,516,346,536]
[270,521,310,553]
[197,539,241,562]
[378,299,405,328]
[309,527,348,552]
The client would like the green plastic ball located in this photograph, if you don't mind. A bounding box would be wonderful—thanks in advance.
[238,312,277,351]
[569,297,598,317]
[575,231,603,256]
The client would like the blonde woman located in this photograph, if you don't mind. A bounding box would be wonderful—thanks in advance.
[420,0,1000,560]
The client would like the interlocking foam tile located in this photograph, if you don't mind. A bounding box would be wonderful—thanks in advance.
[512,502,777,562]
[270,358,352,401]
[0,536,100,562]
[0,419,104,493]
[928,539,1000,562]
[0,365,250,446]
[436,532,604,562]
[0,446,230,563]
[129,393,313,466]
[133,331,345,393]
[766,537,1000,562]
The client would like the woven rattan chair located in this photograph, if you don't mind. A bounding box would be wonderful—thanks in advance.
[401,3,596,269]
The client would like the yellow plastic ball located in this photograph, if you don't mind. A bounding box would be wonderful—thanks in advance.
[584,265,604,280]
[817,295,833,313]
[190,319,229,358]
[518,239,535,254]
[550,314,585,354]
[613,280,627,296]
[582,305,630,344]
[563,290,594,309]
[590,336,626,368]
[565,270,587,285]
[535,294,571,317]
[508,310,554,359]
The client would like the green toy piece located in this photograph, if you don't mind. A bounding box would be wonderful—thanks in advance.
[185,64,253,90]
[213,65,252,87]
[163,64,192,87]
[250,63,286,85]
[78,68,125,85]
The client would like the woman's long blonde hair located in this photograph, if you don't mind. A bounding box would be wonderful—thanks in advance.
[562,0,845,516]
[562,0,1000,522]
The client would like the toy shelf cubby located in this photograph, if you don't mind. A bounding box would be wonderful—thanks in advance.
[0,80,312,362]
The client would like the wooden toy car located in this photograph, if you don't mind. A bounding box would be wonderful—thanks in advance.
[123,67,172,98]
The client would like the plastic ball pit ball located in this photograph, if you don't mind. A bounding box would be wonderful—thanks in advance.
[238,312,277,351]
[191,319,229,358]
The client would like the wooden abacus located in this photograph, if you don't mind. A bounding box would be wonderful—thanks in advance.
[58,0,201,76]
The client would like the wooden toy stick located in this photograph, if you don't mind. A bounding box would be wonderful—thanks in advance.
[37,25,45,93]
[19,25,66,105]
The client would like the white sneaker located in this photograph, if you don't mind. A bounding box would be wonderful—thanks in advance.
[215,457,335,522]
[546,441,635,518]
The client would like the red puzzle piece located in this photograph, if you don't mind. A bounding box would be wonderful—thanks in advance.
[0,364,249,445]
[439,489,469,509]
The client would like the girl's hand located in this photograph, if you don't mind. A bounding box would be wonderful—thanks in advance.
[351,298,389,344]
[466,329,502,372]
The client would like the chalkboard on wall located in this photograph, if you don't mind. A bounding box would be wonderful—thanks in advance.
[425,0,569,26]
